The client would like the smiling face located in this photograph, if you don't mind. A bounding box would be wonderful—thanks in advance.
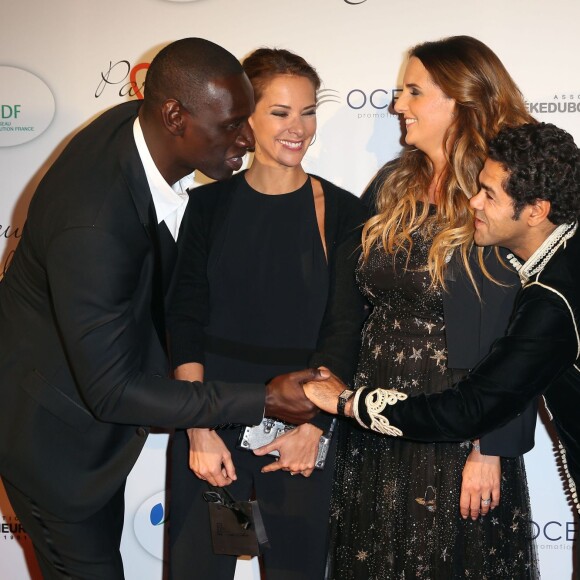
[394,57,456,164]
[177,73,255,181]
[248,74,317,169]
[470,158,531,255]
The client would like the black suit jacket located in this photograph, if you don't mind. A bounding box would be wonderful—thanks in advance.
[0,101,264,521]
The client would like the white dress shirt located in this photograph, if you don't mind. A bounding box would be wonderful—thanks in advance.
[133,118,191,240]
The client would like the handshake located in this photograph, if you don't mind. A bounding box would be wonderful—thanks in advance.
[264,366,352,424]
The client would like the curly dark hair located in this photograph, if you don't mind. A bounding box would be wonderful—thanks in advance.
[487,122,580,224]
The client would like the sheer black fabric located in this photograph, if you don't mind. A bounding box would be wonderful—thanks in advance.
[327,221,539,579]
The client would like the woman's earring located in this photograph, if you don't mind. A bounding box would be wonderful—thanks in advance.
[309,134,317,147]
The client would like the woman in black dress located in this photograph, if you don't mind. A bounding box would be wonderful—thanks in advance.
[167,48,366,579]
[324,36,540,579]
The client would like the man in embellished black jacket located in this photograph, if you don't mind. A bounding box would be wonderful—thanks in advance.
[305,122,580,522]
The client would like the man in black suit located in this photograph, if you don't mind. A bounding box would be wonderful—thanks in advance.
[0,38,317,579]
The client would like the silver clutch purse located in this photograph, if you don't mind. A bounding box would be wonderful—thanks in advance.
[238,417,335,470]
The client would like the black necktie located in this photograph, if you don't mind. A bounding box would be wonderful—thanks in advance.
[157,220,178,294]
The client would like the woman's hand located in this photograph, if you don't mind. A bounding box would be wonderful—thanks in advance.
[187,428,236,487]
[460,441,501,519]
[254,423,324,478]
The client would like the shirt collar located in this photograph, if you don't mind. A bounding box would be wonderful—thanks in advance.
[505,221,578,285]
[133,117,191,226]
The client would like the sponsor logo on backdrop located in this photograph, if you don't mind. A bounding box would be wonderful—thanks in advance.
[0,222,22,281]
[344,0,368,4]
[317,88,341,107]
[321,87,401,119]
[0,67,55,147]
[1,514,28,542]
[0,222,21,241]
[95,61,149,100]
[525,93,580,115]
[133,491,166,559]
[1,250,15,281]
[531,518,577,550]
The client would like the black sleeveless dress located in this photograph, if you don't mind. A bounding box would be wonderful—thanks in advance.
[169,174,337,580]
[327,217,539,579]
[203,175,328,382]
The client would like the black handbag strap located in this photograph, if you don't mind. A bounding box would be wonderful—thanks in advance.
[202,485,251,529]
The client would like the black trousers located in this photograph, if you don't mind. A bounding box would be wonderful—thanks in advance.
[168,427,337,580]
[3,478,125,579]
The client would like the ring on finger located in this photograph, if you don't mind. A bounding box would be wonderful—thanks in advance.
[481,498,491,506]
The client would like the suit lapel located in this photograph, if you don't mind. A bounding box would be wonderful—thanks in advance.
[118,113,151,230]
[116,115,170,351]
[148,203,169,352]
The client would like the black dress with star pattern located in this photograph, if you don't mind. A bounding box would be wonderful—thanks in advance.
[326,218,539,579]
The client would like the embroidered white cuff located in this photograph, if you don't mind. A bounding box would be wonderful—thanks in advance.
[354,388,408,435]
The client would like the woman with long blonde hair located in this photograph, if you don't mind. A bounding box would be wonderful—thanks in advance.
[327,36,539,579]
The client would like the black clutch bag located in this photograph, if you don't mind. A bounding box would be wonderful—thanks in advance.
[202,485,270,556]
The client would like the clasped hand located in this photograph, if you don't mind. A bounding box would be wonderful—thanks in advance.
[265,368,328,423]
[258,366,346,476]
[302,366,348,414]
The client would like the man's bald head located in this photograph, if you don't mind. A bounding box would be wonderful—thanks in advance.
[143,37,245,113]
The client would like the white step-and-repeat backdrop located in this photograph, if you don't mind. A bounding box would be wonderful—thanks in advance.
[1,0,579,578]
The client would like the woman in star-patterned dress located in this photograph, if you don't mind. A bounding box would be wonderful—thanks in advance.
[327,36,539,579]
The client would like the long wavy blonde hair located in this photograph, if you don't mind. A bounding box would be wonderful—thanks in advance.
[362,36,534,289]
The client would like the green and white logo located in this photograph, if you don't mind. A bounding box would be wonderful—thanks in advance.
[0,66,55,147]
